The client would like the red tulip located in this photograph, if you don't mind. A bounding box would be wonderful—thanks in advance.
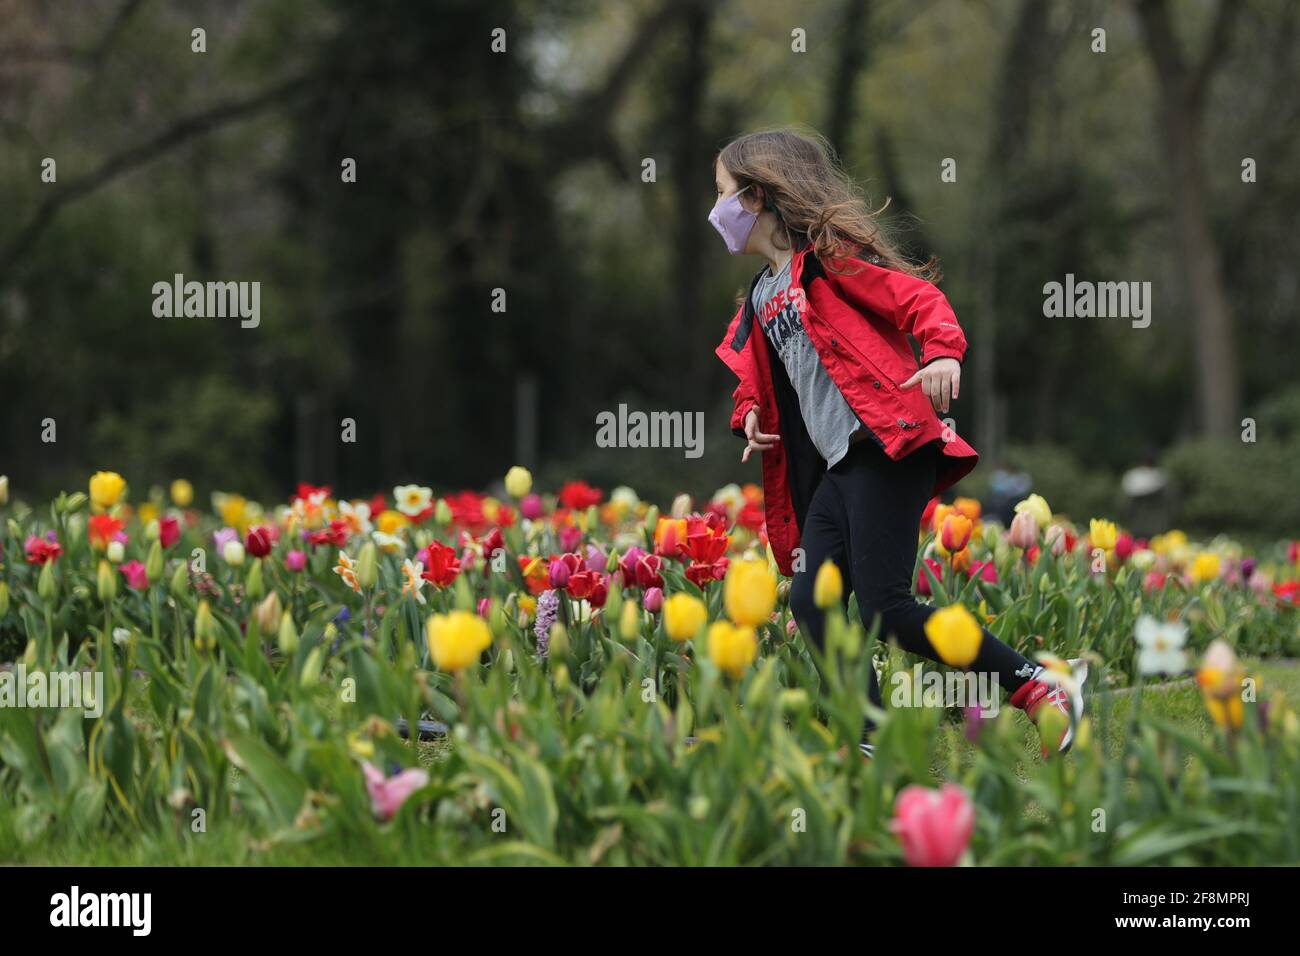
[24,534,62,565]
[916,558,944,596]
[246,525,274,558]
[558,480,603,511]
[422,541,462,587]
[160,516,181,549]
[88,514,125,550]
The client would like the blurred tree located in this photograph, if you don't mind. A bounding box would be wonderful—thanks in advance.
[1136,0,1241,439]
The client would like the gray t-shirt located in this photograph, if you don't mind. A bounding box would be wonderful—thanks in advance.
[753,258,863,467]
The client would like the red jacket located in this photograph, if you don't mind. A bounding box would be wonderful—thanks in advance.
[715,246,978,576]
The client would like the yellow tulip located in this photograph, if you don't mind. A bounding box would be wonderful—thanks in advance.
[218,493,249,533]
[663,593,707,642]
[1089,518,1118,552]
[1014,494,1051,531]
[923,604,983,667]
[504,466,532,499]
[377,509,409,535]
[426,610,492,673]
[89,471,126,510]
[1197,639,1245,729]
[724,558,777,626]
[812,560,843,609]
[170,479,194,507]
[1190,552,1221,584]
[707,621,757,679]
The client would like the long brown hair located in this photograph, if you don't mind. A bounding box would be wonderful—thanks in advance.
[716,127,939,280]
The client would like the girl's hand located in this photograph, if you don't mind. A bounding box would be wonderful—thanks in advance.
[900,358,961,414]
[741,408,780,463]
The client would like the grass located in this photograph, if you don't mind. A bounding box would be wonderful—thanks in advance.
[2,660,1294,866]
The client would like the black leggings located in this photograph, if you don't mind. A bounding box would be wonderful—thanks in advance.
[787,439,1035,735]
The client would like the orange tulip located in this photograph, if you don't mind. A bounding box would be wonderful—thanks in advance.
[939,514,973,554]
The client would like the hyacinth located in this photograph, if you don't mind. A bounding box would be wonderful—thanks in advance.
[534,589,560,657]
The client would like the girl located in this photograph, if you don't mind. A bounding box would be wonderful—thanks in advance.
[709,128,1085,756]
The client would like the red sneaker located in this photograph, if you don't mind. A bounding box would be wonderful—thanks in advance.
[1010,658,1087,753]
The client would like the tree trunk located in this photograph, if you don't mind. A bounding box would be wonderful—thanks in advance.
[1136,0,1241,439]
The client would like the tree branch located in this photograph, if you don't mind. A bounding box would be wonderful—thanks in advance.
[0,0,147,71]
[0,73,313,284]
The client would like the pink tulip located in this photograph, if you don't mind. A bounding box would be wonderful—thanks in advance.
[520,493,543,521]
[558,524,582,553]
[548,557,572,589]
[285,550,307,572]
[363,762,430,822]
[1044,525,1067,557]
[1006,510,1038,549]
[967,560,997,583]
[891,783,975,867]
[119,560,149,590]
[642,586,664,613]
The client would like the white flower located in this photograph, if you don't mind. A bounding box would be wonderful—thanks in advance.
[610,486,639,510]
[372,530,406,553]
[223,540,246,566]
[1129,548,1157,571]
[1135,615,1188,676]
[711,483,744,516]
[106,539,125,563]
[338,499,373,536]
[394,484,432,517]
[401,558,427,605]
[112,627,132,646]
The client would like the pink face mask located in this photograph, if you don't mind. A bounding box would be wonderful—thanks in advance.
[708,186,758,255]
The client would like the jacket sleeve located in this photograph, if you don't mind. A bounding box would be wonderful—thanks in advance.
[729,389,757,439]
[823,259,967,365]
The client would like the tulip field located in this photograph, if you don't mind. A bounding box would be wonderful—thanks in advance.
[1,470,1298,866]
